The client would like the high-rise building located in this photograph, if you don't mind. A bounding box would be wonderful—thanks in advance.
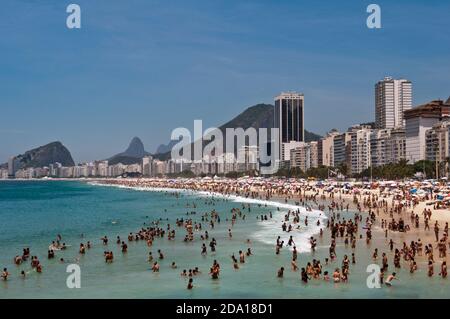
[290,143,309,172]
[375,77,412,129]
[309,141,319,169]
[333,132,351,167]
[425,120,450,177]
[142,156,153,176]
[370,128,406,167]
[318,130,340,167]
[289,142,318,173]
[274,92,305,163]
[405,99,450,163]
[281,141,304,163]
[350,128,372,175]
[8,157,18,177]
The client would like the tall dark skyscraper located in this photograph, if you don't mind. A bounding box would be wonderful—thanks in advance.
[274,92,305,162]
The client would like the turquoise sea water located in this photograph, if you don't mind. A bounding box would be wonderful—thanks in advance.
[0,181,448,298]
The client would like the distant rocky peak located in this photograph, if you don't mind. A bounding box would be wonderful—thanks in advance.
[124,137,145,158]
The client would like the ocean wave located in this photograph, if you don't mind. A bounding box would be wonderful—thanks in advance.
[195,190,327,252]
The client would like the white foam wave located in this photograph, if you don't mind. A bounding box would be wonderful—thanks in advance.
[88,181,327,253]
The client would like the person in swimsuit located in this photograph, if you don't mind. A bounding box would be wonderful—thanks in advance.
[439,261,447,278]
[277,267,284,278]
[187,278,194,289]
[1,268,9,281]
[385,272,398,286]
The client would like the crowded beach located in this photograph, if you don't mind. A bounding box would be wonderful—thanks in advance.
[2,176,450,291]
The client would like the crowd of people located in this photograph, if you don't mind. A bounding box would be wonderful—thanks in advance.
[2,177,449,293]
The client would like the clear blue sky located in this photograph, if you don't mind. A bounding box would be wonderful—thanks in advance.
[1,0,449,163]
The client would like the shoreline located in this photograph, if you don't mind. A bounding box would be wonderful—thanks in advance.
[89,178,450,267]
[88,180,328,252]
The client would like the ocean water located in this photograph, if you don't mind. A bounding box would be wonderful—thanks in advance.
[0,181,448,299]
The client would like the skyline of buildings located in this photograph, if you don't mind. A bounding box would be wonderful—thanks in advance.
[2,77,450,180]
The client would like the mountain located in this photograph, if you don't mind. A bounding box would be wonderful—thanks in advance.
[154,104,322,160]
[107,137,151,165]
[218,104,322,142]
[305,130,323,142]
[122,137,146,158]
[220,103,275,132]
[155,140,178,154]
[1,141,74,169]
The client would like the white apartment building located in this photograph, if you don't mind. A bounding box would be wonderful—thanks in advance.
[425,120,450,177]
[370,128,406,167]
[318,130,340,167]
[375,77,412,129]
[0,168,9,179]
[350,128,372,175]
[405,100,450,163]
[333,132,352,167]
[309,141,319,169]
[281,141,305,162]
[290,142,318,172]
[152,160,167,176]
[142,156,153,176]
[94,161,109,177]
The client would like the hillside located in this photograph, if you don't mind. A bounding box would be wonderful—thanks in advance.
[107,137,152,165]
[1,141,75,169]
[155,104,322,160]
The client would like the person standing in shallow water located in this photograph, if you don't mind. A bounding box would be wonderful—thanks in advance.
[301,268,309,283]
[440,261,447,278]
[1,268,9,281]
[277,267,284,278]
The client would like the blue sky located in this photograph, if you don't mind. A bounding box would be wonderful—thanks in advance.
[1,0,449,163]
